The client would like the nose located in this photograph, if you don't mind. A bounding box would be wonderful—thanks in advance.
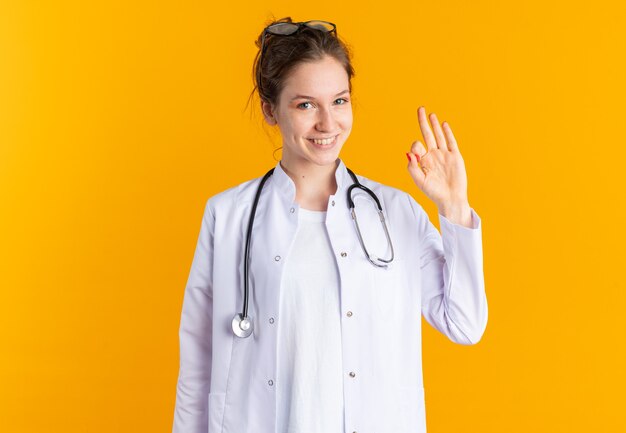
[315,106,337,132]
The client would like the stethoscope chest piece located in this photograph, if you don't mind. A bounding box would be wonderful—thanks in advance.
[232,313,253,338]
[231,165,394,338]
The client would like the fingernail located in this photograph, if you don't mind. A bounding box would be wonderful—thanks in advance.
[416,153,421,163]
[406,152,411,162]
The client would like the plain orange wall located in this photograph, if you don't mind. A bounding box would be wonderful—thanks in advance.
[1,0,625,432]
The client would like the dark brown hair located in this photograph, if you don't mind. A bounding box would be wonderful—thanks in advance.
[247,16,355,111]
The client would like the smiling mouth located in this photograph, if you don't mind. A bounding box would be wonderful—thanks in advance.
[308,134,338,145]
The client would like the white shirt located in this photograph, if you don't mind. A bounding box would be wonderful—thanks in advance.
[276,208,344,433]
[173,158,488,433]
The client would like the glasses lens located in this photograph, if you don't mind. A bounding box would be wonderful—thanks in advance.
[304,21,336,33]
[267,23,299,35]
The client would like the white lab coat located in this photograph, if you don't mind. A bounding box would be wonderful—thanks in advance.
[173,158,488,433]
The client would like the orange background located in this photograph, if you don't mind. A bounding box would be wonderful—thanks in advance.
[1,0,624,432]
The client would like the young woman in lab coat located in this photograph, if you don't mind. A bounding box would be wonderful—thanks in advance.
[173,17,488,433]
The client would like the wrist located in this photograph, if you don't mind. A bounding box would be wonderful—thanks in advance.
[439,201,472,227]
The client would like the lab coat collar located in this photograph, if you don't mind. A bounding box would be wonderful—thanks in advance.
[271,158,351,203]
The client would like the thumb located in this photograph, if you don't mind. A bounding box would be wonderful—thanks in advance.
[410,140,427,160]
[406,151,425,187]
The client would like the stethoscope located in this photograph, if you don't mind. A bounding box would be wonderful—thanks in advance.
[232,166,394,338]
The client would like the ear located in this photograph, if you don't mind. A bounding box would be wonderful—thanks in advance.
[261,100,278,126]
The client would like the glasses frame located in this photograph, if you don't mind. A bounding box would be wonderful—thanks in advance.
[257,20,337,94]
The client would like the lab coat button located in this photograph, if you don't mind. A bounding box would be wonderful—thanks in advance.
[331,200,336,206]
[346,311,353,317]
[349,371,356,378]
[269,317,275,324]
[274,255,281,261]
[290,207,295,213]
[268,379,274,386]
[341,252,347,257]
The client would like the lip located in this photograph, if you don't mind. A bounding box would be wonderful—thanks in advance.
[308,134,339,140]
[307,134,339,148]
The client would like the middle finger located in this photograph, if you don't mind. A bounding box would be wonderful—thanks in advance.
[417,107,438,152]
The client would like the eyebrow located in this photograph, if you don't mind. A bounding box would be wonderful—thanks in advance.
[290,90,350,102]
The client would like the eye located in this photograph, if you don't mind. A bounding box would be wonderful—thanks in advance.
[296,98,349,109]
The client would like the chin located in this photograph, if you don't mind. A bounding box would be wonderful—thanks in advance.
[308,148,342,165]
[313,156,341,167]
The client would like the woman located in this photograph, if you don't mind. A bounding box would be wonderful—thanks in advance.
[173,17,487,433]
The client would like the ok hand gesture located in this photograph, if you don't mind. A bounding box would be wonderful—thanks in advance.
[407,107,472,227]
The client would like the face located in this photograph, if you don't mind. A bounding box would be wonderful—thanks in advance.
[262,55,353,171]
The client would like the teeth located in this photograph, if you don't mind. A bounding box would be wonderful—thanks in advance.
[311,135,336,145]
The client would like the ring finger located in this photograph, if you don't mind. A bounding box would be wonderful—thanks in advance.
[429,112,448,151]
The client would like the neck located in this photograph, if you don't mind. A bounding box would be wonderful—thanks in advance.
[280,159,339,211]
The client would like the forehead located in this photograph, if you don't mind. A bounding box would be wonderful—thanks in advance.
[280,56,349,100]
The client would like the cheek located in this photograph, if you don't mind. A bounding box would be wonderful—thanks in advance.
[285,116,308,133]
[278,119,301,137]
[339,106,353,121]
[339,111,353,129]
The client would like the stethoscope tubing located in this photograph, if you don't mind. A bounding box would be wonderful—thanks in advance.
[242,168,275,321]
[233,166,393,338]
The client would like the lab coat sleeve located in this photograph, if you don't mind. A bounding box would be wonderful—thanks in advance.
[173,199,215,433]
[407,195,488,345]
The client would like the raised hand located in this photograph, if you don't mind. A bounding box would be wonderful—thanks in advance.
[407,106,472,227]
